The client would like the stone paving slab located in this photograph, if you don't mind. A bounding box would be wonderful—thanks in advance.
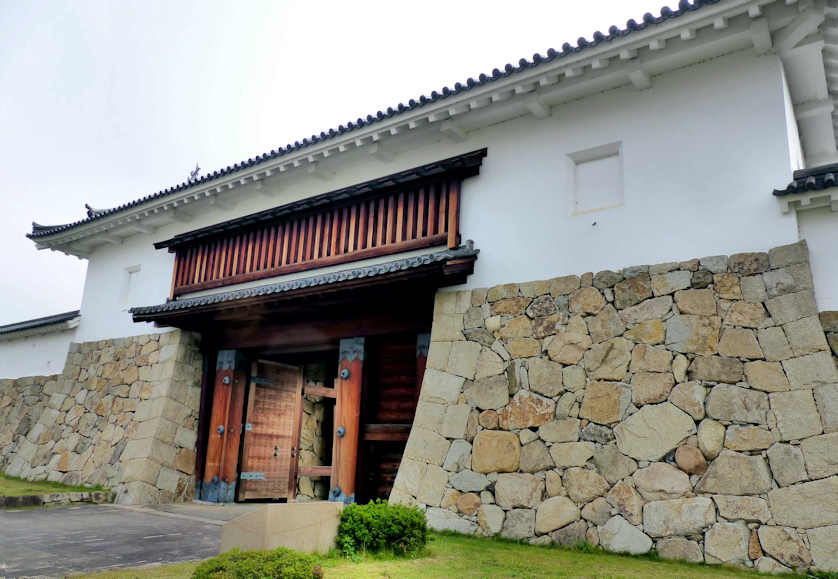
[0,504,220,577]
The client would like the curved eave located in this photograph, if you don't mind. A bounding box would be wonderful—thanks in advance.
[30,0,787,255]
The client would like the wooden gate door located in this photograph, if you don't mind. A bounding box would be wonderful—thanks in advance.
[238,360,304,501]
[201,350,247,502]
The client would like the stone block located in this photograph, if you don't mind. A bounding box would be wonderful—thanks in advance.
[579,381,631,425]
[700,255,728,273]
[815,384,838,433]
[724,426,774,451]
[688,356,744,384]
[431,314,464,342]
[122,458,162,486]
[491,297,531,316]
[478,504,505,536]
[471,431,520,473]
[527,358,563,398]
[674,289,716,316]
[665,315,721,356]
[675,445,707,474]
[474,349,504,380]
[765,290,818,325]
[426,508,477,534]
[717,328,763,359]
[629,344,672,373]
[758,327,793,362]
[631,372,675,405]
[633,463,691,501]
[656,538,703,563]
[442,440,473,473]
[614,402,695,460]
[757,526,812,569]
[767,443,808,487]
[782,351,838,389]
[598,516,652,555]
[669,381,706,420]
[744,361,789,392]
[696,450,772,495]
[438,405,471,439]
[770,390,822,441]
[808,525,838,572]
[652,271,692,296]
[535,496,580,534]
[706,385,768,424]
[426,341,451,371]
[784,316,829,356]
[584,338,633,381]
[449,469,489,492]
[769,476,838,528]
[463,374,508,410]
[740,275,767,304]
[498,391,555,430]
[581,497,612,526]
[624,320,665,345]
[403,428,450,466]
[520,440,554,473]
[643,497,715,537]
[416,465,449,507]
[446,341,482,380]
[619,296,672,324]
[549,275,580,297]
[538,419,579,443]
[501,509,535,540]
[506,338,540,358]
[564,467,609,504]
[594,443,637,484]
[705,521,750,564]
[714,273,741,300]
[614,275,652,309]
[729,252,770,275]
[549,442,595,468]
[712,495,770,523]
[801,432,838,479]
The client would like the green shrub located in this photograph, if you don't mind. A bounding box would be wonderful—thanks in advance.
[192,546,321,579]
[337,499,428,557]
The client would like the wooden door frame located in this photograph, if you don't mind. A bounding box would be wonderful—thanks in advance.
[237,360,304,501]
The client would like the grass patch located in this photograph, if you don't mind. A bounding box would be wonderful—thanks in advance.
[0,472,104,497]
[75,531,777,578]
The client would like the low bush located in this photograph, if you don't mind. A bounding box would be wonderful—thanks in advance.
[191,546,321,579]
[336,499,428,557]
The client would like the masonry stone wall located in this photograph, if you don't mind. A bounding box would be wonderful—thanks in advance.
[391,241,838,573]
[0,330,202,505]
[296,363,330,501]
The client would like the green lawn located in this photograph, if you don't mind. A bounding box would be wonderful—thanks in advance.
[0,472,103,497]
[76,532,773,578]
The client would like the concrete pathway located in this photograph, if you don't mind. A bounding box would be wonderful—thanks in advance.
[0,502,258,577]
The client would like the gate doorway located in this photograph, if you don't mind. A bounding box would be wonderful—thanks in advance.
[198,331,427,504]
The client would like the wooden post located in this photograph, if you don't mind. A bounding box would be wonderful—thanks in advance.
[331,337,365,500]
[200,349,247,502]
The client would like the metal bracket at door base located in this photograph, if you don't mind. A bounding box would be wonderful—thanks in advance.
[328,486,355,504]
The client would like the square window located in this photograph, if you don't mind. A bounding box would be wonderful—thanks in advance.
[568,142,623,214]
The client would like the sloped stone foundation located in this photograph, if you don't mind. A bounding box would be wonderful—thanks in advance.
[391,241,838,573]
[0,330,202,504]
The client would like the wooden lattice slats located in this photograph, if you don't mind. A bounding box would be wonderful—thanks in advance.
[169,178,462,297]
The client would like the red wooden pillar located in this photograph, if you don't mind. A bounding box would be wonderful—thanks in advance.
[200,349,247,502]
[331,337,365,500]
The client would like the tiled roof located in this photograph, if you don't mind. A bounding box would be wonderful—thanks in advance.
[0,310,80,336]
[773,163,838,196]
[131,243,479,317]
[30,0,719,240]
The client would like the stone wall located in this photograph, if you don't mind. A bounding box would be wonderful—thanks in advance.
[0,330,203,505]
[391,241,838,573]
[296,363,330,500]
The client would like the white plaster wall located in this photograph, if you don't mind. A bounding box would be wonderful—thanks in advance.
[797,206,838,310]
[74,49,799,341]
[0,330,74,378]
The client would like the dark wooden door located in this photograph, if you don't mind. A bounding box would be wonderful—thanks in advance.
[201,350,247,502]
[238,360,303,501]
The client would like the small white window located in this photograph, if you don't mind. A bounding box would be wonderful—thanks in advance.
[568,142,623,214]
[120,265,142,309]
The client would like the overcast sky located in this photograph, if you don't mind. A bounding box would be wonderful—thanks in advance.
[0,0,673,325]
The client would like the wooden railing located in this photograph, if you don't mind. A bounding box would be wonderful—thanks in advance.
[170,178,461,297]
